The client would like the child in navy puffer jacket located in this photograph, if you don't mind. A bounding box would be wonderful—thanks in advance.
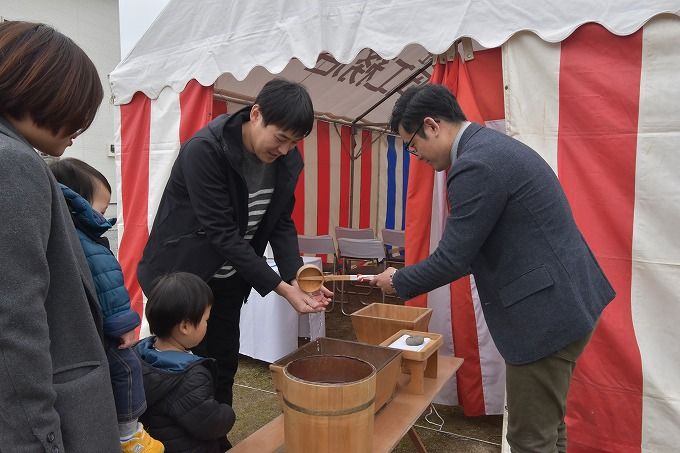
[50,158,163,453]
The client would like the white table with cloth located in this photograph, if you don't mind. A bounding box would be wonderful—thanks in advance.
[238,256,326,363]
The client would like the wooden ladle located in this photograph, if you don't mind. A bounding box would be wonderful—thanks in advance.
[296,264,374,293]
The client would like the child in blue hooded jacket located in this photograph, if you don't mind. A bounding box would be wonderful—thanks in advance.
[50,158,163,453]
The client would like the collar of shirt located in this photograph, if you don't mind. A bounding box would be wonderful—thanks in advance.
[449,121,471,171]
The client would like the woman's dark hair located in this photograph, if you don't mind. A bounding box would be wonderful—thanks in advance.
[145,272,214,338]
[0,21,103,136]
[49,158,111,204]
[255,79,314,138]
[390,84,466,136]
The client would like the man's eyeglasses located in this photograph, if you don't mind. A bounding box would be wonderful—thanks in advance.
[404,122,424,155]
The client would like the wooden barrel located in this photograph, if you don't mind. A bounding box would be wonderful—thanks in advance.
[281,355,376,453]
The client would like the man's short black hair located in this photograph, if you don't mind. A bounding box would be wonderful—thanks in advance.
[255,79,314,138]
[390,84,466,137]
[145,272,213,338]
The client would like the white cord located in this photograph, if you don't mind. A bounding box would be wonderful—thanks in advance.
[234,383,277,395]
[413,423,502,447]
[423,403,445,431]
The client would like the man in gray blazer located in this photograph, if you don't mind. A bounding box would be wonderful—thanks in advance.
[373,84,615,453]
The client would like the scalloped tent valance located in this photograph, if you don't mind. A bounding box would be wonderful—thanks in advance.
[109,0,680,123]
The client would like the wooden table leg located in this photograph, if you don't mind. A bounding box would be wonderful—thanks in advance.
[405,360,427,394]
[407,427,427,453]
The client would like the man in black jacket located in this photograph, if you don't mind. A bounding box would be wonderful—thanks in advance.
[138,79,330,407]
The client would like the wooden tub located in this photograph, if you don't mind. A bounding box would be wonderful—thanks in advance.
[270,337,401,413]
[281,355,376,453]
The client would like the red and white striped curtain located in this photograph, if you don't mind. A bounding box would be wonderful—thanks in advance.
[283,123,405,236]
[505,18,680,452]
[116,80,213,327]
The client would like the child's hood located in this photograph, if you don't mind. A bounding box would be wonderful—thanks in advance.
[135,336,214,407]
[59,183,115,237]
[135,336,204,373]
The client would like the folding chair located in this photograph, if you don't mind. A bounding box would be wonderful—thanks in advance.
[333,227,376,297]
[298,234,338,271]
[381,228,405,269]
[334,226,375,240]
[297,234,342,312]
[337,237,387,312]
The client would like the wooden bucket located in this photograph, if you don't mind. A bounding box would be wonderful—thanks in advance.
[270,338,401,413]
[281,355,376,453]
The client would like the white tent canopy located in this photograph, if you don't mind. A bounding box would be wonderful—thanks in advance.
[110,0,680,124]
[110,2,680,449]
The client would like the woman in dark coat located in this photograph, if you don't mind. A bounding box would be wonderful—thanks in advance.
[0,21,120,451]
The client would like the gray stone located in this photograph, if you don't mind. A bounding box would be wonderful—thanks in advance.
[405,335,425,346]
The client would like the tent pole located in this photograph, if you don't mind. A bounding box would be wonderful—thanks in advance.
[349,128,356,228]
[347,56,433,229]
[350,56,433,128]
[213,92,390,132]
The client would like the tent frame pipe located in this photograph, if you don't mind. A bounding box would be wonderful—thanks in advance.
[213,92,391,134]
[350,56,434,128]
[347,56,433,228]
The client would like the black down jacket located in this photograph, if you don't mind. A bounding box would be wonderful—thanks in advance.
[135,337,235,452]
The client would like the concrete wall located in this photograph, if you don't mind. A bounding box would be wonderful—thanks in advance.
[1,0,120,205]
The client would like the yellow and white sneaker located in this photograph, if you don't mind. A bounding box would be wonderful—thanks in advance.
[120,426,164,453]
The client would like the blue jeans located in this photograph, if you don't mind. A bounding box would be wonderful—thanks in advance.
[105,338,147,422]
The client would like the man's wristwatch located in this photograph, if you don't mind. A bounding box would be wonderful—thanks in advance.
[389,269,397,289]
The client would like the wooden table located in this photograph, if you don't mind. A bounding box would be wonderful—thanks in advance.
[231,355,464,453]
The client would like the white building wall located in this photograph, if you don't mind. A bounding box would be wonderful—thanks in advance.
[1,0,120,202]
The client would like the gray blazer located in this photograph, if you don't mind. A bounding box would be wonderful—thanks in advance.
[0,118,120,452]
[393,123,615,364]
